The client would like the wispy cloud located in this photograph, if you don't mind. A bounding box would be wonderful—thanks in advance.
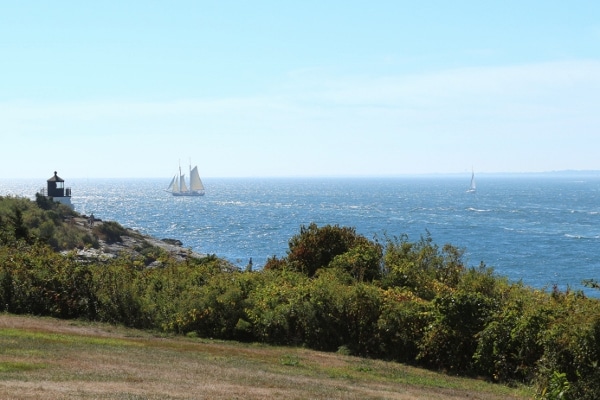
[2,60,599,177]
[3,60,598,125]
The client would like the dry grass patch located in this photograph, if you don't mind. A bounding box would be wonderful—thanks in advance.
[0,313,532,399]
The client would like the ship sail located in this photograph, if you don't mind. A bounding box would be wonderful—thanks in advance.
[189,166,205,191]
[467,169,476,193]
[179,174,188,192]
[166,163,205,196]
[167,176,177,192]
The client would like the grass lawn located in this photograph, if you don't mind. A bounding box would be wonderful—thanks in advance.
[0,313,533,399]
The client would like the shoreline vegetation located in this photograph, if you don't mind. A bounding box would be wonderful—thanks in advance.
[1,194,599,399]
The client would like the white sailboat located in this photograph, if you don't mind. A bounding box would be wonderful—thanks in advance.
[466,169,476,193]
[166,164,205,196]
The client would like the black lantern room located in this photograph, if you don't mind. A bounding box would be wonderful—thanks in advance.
[45,171,72,208]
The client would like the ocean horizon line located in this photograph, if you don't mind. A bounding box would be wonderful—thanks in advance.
[5,169,600,181]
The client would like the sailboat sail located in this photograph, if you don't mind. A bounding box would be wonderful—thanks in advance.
[179,174,188,192]
[467,169,476,193]
[167,176,177,192]
[189,166,205,191]
[166,163,205,196]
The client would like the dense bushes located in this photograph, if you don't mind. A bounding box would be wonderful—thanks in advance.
[1,196,600,397]
[0,242,97,319]
[266,222,383,281]
[1,195,95,249]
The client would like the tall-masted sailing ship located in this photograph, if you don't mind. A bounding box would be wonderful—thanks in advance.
[166,164,205,196]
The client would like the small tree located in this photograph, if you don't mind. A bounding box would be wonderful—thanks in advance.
[382,233,465,299]
[329,241,383,282]
[285,223,380,278]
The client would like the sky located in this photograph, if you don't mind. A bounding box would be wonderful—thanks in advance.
[1,1,599,179]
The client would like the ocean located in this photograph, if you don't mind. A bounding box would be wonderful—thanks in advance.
[2,173,600,297]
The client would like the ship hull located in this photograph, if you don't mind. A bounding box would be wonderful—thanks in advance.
[169,191,205,196]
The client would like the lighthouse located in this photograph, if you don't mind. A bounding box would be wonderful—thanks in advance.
[44,171,73,209]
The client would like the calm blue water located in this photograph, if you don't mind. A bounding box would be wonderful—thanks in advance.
[2,174,600,296]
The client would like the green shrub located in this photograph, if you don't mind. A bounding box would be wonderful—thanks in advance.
[0,196,91,250]
[535,292,600,400]
[93,221,127,243]
[376,288,432,363]
[536,371,571,400]
[474,288,552,382]
[285,223,377,278]
[342,283,383,356]
[90,258,150,328]
[418,290,495,372]
[329,241,383,282]
[245,269,311,344]
[0,242,96,318]
[382,233,465,300]
[299,269,352,351]
[166,270,258,340]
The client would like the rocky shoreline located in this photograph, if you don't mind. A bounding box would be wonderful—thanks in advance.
[66,216,205,266]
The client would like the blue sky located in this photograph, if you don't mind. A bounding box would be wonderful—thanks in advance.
[1,1,599,178]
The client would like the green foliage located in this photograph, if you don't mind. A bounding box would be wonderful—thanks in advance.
[535,291,600,400]
[536,371,571,400]
[376,288,433,362]
[341,283,383,356]
[583,279,600,290]
[457,262,509,298]
[382,233,465,299]
[165,268,258,340]
[263,254,286,271]
[245,267,384,356]
[281,223,381,279]
[90,258,149,327]
[418,290,496,372]
[0,198,31,243]
[93,221,127,244]
[0,242,96,319]
[329,241,383,282]
[474,288,552,382]
[134,240,169,265]
[34,193,76,216]
[0,196,94,250]
[246,269,312,345]
[280,354,301,366]
[296,269,353,351]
